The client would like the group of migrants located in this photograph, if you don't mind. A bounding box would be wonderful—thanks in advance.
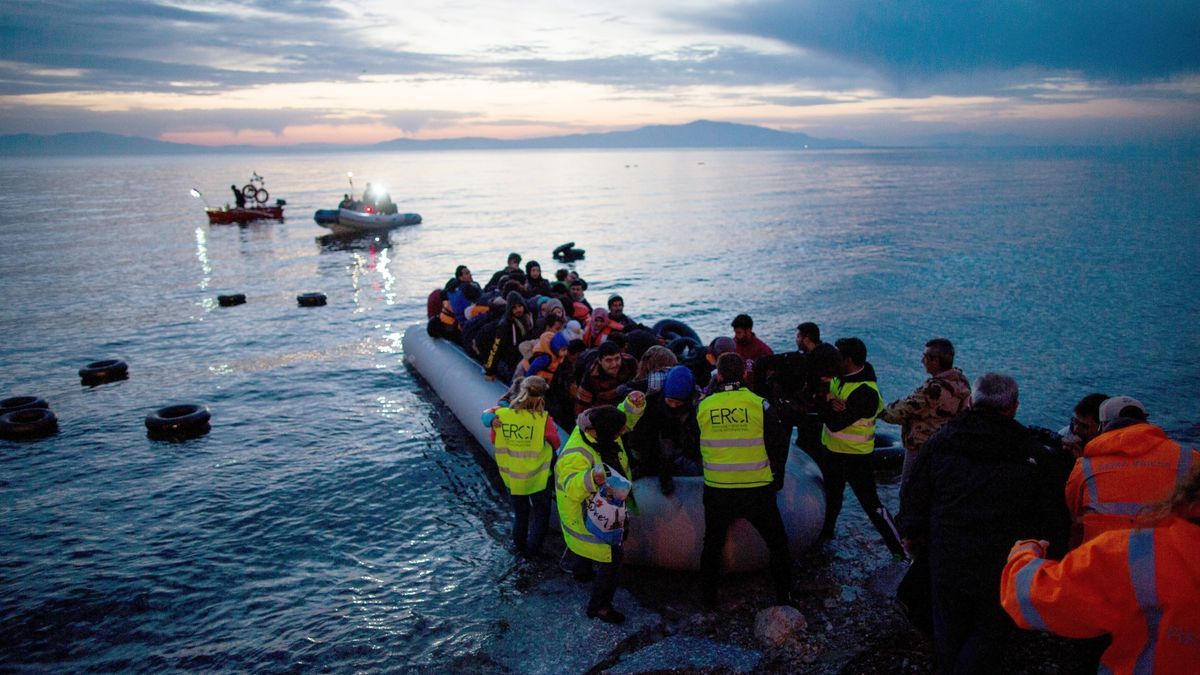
[424,252,1198,674]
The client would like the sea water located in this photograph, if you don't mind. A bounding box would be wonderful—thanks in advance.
[1,147,1197,670]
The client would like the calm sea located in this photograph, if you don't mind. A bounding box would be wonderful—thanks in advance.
[1,147,1197,671]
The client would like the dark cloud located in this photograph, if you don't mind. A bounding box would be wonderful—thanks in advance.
[687,1,1200,88]
[498,45,874,90]
[0,0,463,95]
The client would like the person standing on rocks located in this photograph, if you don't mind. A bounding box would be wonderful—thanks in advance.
[881,338,971,489]
[697,352,793,610]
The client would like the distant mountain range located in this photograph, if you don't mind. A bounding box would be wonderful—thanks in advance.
[0,120,863,156]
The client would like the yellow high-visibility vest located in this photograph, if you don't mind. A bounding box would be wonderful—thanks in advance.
[696,387,772,489]
[493,407,551,495]
[821,378,883,455]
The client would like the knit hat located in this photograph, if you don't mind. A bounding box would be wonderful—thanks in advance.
[662,365,695,402]
[563,319,583,341]
[550,330,570,353]
[541,298,564,317]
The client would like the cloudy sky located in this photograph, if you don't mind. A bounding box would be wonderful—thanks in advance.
[2,0,1198,145]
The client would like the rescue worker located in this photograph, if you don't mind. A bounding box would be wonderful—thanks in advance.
[555,393,646,623]
[483,376,561,558]
[817,337,905,556]
[231,184,246,208]
[697,352,793,609]
[1001,466,1200,675]
[1065,395,1198,546]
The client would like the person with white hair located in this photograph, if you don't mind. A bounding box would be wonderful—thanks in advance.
[899,372,1068,675]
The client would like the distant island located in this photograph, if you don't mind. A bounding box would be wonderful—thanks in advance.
[0,120,863,156]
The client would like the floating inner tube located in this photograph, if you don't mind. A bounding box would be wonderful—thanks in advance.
[552,242,586,261]
[297,292,327,307]
[79,359,129,386]
[0,396,50,416]
[652,319,702,345]
[0,408,59,440]
[217,293,246,307]
[665,336,703,362]
[145,404,211,440]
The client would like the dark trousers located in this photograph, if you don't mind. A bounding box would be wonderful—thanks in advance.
[700,485,792,604]
[820,449,905,555]
[931,584,1014,675]
[509,489,551,555]
[573,547,624,613]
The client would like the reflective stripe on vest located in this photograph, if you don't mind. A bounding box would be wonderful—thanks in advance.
[696,388,772,488]
[1128,528,1161,675]
[493,408,549,495]
[821,378,883,455]
[1014,558,1050,631]
[1080,451,1194,519]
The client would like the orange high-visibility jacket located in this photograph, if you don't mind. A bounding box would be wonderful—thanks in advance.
[1001,517,1200,675]
[1066,423,1196,544]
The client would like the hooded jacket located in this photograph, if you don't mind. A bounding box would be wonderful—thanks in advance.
[484,292,533,378]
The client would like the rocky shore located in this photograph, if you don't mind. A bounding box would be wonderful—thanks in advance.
[477,480,1101,674]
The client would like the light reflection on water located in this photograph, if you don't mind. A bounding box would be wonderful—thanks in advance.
[0,148,1197,670]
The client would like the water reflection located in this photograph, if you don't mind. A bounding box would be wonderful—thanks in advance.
[316,232,392,253]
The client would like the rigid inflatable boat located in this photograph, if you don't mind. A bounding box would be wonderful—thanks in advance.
[402,325,827,572]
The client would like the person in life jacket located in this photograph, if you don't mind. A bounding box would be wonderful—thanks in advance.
[817,337,905,556]
[518,330,569,384]
[1065,395,1198,546]
[482,376,562,558]
[554,393,646,624]
[697,352,794,610]
[583,307,622,348]
[1001,465,1200,675]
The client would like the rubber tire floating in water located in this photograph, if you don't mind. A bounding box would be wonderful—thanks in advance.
[0,396,50,416]
[297,292,327,307]
[145,404,211,441]
[217,293,246,307]
[79,359,129,386]
[0,408,59,440]
[552,241,586,261]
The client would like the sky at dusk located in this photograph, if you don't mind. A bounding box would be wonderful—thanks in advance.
[1,0,1198,146]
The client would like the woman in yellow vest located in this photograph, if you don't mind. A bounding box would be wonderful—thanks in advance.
[484,376,561,557]
[554,392,645,623]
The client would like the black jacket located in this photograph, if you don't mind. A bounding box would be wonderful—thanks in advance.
[899,409,1070,597]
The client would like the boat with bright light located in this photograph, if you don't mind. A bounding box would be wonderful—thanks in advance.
[315,205,422,234]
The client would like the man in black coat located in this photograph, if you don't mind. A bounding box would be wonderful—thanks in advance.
[898,372,1068,675]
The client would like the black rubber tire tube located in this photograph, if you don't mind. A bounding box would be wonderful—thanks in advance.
[79,359,129,385]
[0,408,59,440]
[297,292,327,307]
[217,293,246,307]
[145,404,211,440]
[0,396,50,416]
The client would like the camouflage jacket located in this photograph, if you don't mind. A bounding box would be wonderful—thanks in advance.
[882,367,971,451]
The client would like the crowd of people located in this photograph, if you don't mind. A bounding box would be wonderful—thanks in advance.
[424,252,1198,673]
